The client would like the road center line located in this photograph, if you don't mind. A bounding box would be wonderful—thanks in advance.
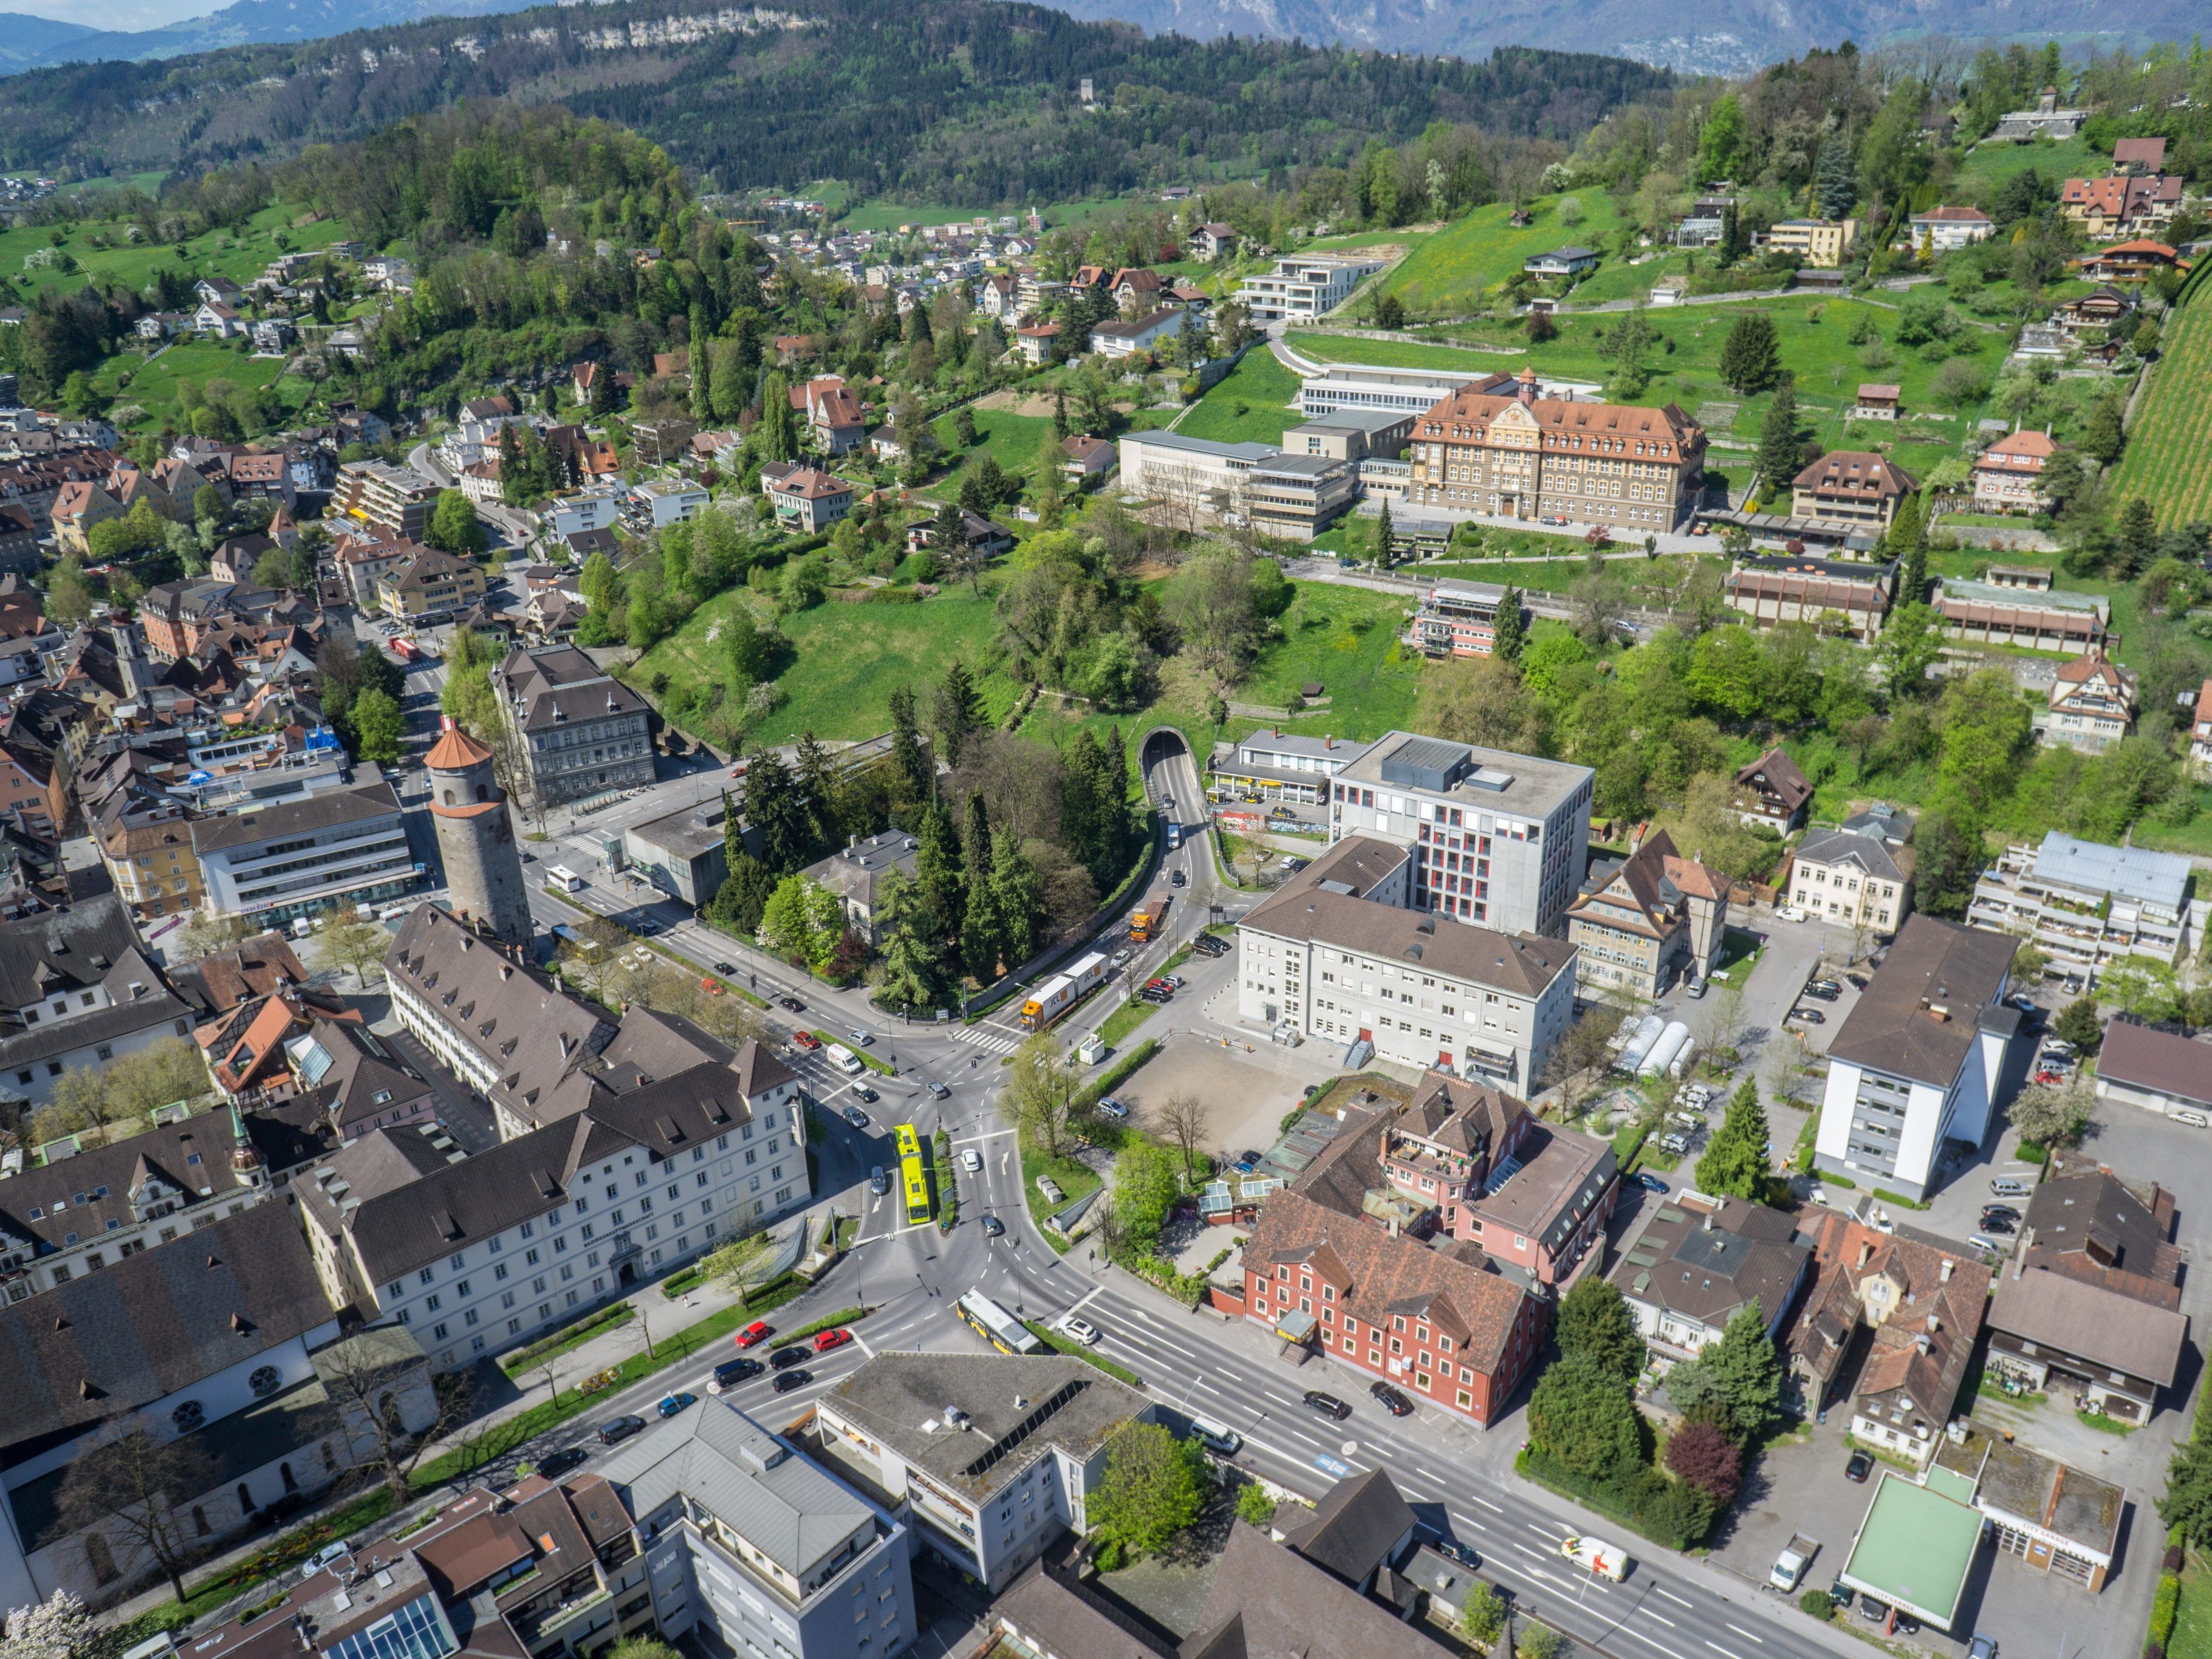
[1703,1645,1742,1659]
[1657,1589,1695,1609]
[1724,1624,1762,1644]
[1642,1613,1676,1629]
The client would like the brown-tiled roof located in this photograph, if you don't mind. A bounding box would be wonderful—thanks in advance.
[1609,1191,1809,1330]
[172,931,310,1016]
[1732,747,1813,813]
[1417,378,1703,450]
[1241,836,1573,999]
[1791,1211,1988,1425]
[1242,1188,1529,1372]
[2095,1020,2212,1110]
[1192,1520,1450,1659]
[1825,914,2016,1087]
[2022,1165,2180,1308]
[1988,1266,2186,1386]
[1792,450,1919,502]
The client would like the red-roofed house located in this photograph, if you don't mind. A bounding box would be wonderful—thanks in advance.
[790,375,867,456]
[766,467,854,533]
[2078,239,2191,282]
[2190,680,2212,779]
[2061,173,2185,240]
[1565,827,1730,997]
[1012,321,1060,366]
[1973,428,2058,513]
[50,477,119,554]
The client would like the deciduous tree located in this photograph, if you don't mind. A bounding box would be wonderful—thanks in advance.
[1089,1422,1207,1559]
[53,1428,218,1602]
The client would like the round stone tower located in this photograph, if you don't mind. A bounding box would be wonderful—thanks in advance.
[425,716,532,948]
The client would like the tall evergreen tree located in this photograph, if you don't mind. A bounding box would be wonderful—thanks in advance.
[990,828,1044,966]
[742,747,816,874]
[1053,387,1069,439]
[1491,586,1527,661]
[688,304,712,422]
[934,658,987,768]
[887,685,931,802]
[1061,728,1108,881]
[913,799,965,948]
[1754,382,1799,504]
[1813,129,1857,220]
[1375,498,1395,563]
[874,871,949,1012]
[1719,312,1782,394]
[587,360,615,418]
[1101,725,1134,866]
[960,793,1001,981]
[792,731,840,857]
[1695,1078,1773,1203]
[759,370,796,461]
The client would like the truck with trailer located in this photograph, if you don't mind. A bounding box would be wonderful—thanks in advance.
[1129,896,1171,943]
[1019,951,1109,1030]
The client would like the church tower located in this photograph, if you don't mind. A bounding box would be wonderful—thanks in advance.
[425,717,532,948]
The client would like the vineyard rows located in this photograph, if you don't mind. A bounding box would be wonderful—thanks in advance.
[2110,267,2212,528]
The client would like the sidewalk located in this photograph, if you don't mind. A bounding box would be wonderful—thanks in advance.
[104,1219,832,1632]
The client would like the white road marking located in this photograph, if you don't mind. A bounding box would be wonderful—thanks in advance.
[851,1330,875,1358]
[1703,1644,1744,1659]
[950,1129,1017,1145]
[1724,1624,1762,1644]
[1642,1612,1676,1629]
[1657,1588,1695,1609]
[1525,1522,1558,1538]
[1061,1285,1104,1318]
[1469,1495,1505,1514]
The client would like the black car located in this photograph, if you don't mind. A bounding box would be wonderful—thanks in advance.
[1430,1538,1479,1570]
[538,1446,589,1477]
[842,1105,873,1129]
[981,1214,1005,1237]
[854,1084,878,1103]
[772,1369,812,1394]
[714,961,738,976]
[1791,1008,1827,1025]
[1845,1448,1874,1483]
[711,1357,763,1389]
[1979,1214,2017,1235]
[771,1344,811,1370]
[779,996,806,1013]
[1369,1381,1414,1417]
[1981,1205,2021,1225]
[1303,1389,1352,1420]
[1803,983,1841,1002]
[598,1415,647,1446]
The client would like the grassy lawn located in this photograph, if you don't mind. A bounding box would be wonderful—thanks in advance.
[95,340,312,431]
[0,200,354,305]
[1176,349,1304,445]
[1018,1131,1105,1239]
[634,581,1022,747]
[1383,192,1631,316]
[2174,1553,2212,1659]
[926,409,1061,497]
[1095,996,1159,1049]
[1954,137,2097,192]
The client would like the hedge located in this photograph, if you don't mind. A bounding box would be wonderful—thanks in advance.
[769,1307,871,1349]
[1516,1445,1713,1553]
[1024,1319,1143,1386]
[2156,1573,2181,1649]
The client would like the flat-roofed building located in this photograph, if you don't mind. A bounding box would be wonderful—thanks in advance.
[1326,731,1593,937]
[1292,363,1515,419]
[1969,830,2195,989]
[1206,729,1372,804]
[334,459,438,541]
[1242,451,1356,540]
[1724,553,1894,641]
[1404,578,1526,658]
[815,1352,1152,1589]
[1234,254,1386,321]
[1762,217,1858,266]
[1934,1425,2122,1591]
[1279,408,1416,462]
[192,782,415,925]
[623,798,733,907]
[1937,577,2106,653]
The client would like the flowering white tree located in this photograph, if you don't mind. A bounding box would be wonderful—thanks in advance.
[1,1590,95,1659]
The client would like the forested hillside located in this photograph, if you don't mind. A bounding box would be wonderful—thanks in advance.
[0,0,1671,202]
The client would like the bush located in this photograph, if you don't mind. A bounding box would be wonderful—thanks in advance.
[2166,1544,2186,1573]
[1799,1588,1835,1621]
[1235,1483,1278,1528]
[2152,1572,2180,1647]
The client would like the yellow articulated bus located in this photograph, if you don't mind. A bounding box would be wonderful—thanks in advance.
[895,1123,932,1225]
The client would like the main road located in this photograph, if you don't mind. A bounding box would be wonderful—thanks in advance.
[387,717,1860,1659]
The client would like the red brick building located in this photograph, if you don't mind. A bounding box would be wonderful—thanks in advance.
[1236,1073,1617,1425]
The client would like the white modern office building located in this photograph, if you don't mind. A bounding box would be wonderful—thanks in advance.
[191,781,417,925]
[1324,733,1594,938]
[1813,915,2021,1202]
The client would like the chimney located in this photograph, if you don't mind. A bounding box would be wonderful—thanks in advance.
[1702,1208,1715,1231]
[1940,1258,1954,1284]
[1925,1313,1940,1334]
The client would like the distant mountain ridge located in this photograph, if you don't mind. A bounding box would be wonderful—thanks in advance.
[2,0,542,68]
[1048,0,2199,74]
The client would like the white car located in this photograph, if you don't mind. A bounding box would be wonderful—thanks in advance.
[1776,904,1807,922]
[1063,1318,1102,1346]
[961,1149,982,1173]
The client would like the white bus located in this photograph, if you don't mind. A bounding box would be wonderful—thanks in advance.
[546,865,587,892]
[954,1290,1044,1356]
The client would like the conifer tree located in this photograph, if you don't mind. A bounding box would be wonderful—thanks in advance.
[1491,586,1527,661]
[914,799,965,949]
[1719,311,1781,394]
[960,794,1001,981]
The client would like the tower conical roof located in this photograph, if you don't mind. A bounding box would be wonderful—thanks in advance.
[425,716,494,771]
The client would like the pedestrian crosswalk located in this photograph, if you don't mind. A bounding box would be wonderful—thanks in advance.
[951,1024,1025,1056]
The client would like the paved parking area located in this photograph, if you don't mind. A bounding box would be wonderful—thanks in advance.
[1115,1030,1339,1163]
[1710,1414,1869,1603]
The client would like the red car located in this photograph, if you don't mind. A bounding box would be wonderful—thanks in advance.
[812,1327,853,1355]
[734,1321,772,1348]
[790,1031,822,1052]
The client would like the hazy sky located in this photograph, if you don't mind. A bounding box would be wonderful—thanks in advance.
[22,0,214,28]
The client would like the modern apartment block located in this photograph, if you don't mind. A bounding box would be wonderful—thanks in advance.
[1115,431,1355,537]
[1326,732,1593,937]
[1403,579,1524,658]
[600,1401,916,1659]
[1236,836,1577,1091]
[334,459,439,542]
[1233,254,1387,321]
[1293,364,1513,418]
[1968,831,2196,989]
[815,1352,1152,1590]
[491,645,656,806]
[1404,369,1705,531]
[1762,217,1858,266]
[191,781,416,925]
[1814,915,2021,1202]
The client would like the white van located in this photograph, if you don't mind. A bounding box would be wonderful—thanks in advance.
[1189,1417,1242,1457]
[826,1044,865,1076]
